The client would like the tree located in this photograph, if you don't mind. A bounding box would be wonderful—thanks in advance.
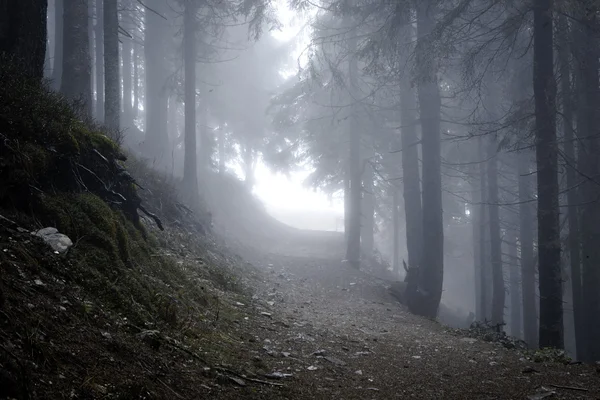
[533,0,562,349]
[557,12,583,359]
[52,0,64,89]
[104,0,119,129]
[144,0,170,166]
[345,20,361,268]
[61,0,92,115]
[0,0,48,81]
[399,42,422,270]
[573,3,600,362]
[408,1,443,318]
[94,0,104,121]
[182,0,198,200]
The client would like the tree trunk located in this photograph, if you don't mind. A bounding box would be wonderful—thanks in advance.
[133,41,139,121]
[478,136,490,321]
[487,136,505,327]
[409,1,443,318]
[144,0,169,166]
[533,0,563,350]
[518,150,538,348]
[0,0,48,81]
[94,0,104,121]
[344,169,350,241]
[122,35,133,128]
[507,210,522,338]
[345,21,361,269]
[574,8,600,362]
[199,102,211,178]
[61,0,92,115]
[52,0,64,89]
[471,162,482,321]
[182,1,198,200]
[362,152,375,259]
[400,75,422,269]
[559,14,583,360]
[103,0,119,129]
[87,0,94,103]
[392,186,401,275]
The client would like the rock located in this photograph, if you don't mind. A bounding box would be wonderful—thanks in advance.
[34,227,73,253]
[324,356,346,366]
[229,376,246,386]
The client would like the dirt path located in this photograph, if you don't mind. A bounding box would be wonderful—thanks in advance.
[213,243,600,400]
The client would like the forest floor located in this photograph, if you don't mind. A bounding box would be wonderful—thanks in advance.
[209,236,600,400]
[2,215,600,400]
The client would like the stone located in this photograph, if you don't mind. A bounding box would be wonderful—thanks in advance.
[34,227,73,253]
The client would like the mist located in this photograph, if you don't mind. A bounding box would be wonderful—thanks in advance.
[2,0,600,398]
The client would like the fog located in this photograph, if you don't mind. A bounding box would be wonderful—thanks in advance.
[22,0,599,361]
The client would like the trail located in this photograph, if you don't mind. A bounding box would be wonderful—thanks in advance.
[215,228,600,400]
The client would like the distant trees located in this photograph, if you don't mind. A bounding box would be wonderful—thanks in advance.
[0,0,48,81]
[8,0,600,362]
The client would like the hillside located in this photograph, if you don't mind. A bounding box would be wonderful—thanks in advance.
[1,69,600,400]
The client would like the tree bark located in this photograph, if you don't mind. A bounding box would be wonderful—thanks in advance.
[533,0,563,350]
[61,0,92,115]
[182,1,198,200]
[471,158,482,321]
[507,208,522,338]
[573,7,600,362]
[133,40,139,121]
[478,136,491,321]
[103,0,119,129]
[392,186,401,275]
[52,0,64,89]
[122,35,133,128]
[0,0,48,81]
[345,15,361,268]
[362,151,376,259]
[94,0,104,121]
[144,0,169,166]
[518,150,538,348]
[400,75,422,269]
[558,14,583,360]
[486,135,505,327]
[408,1,443,318]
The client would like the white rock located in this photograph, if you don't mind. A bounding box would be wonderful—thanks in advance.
[35,227,72,253]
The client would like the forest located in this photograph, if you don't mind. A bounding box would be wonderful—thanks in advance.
[1,0,600,398]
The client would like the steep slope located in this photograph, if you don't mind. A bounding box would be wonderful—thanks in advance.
[0,65,278,399]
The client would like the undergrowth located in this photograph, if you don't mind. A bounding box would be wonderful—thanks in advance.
[0,60,254,398]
